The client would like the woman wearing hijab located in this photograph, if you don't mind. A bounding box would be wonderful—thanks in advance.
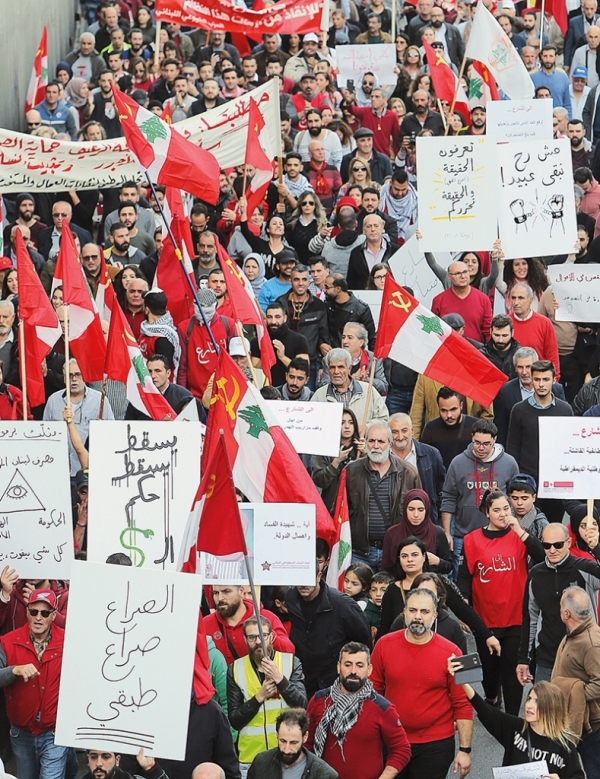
[569,504,600,560]
[381,489,452,573]
[65,78,93,126]
[242,254,266,296]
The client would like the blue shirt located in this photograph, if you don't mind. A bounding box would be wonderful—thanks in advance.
[530,68,572,117]
[258,277,291,311]
[528,393,557,409]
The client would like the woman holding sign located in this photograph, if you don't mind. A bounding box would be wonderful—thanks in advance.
[447,664,585,779]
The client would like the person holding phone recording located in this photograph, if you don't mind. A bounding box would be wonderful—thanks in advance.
[448,658,585,779]
[457,488,545,715]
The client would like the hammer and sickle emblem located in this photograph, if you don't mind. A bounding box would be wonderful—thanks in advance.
[389,291,412,312]
[226,258,245,285]
[206,473,217,499]
[210,375,241,420]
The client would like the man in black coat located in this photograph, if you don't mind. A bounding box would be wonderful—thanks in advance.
[324,274,376,349]
[340,129,393,185]
[37,201,93,261]
[347,215,395,290]
[356,188,398,245]
[479,314,521,380]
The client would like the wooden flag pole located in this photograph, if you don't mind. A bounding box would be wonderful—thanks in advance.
[154,21,162,70]
[446,55,468,136]
[99,376,108,420]
[64,304,71,407]
[360,358,377,437]
[242,163,248,197]
[277,157,284,205]
[437,98,448,133]
[18,322,27,421]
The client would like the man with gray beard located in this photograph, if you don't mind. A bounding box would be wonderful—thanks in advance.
[344,422,420,572]
[0,301,19,385]
[371,588,474,779]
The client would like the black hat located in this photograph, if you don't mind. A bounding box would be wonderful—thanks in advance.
[354,127,374,139]
[75,469,89,490]
[15,193,35,208]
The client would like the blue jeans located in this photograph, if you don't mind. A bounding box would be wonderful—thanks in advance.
[10,728,71,779]
[385,388,414,416]
[352,546,383,572]
[534,665,553,683]
[579,725,600,779]
[450,536,463,581]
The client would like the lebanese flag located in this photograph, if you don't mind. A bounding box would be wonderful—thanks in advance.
[112,87,221,204]
[422,40,470,122]
[157,215,195,327]
[216,243,276,382]
[201,350,337,546]
[325,469,352,592]
[179,431,248,571]
[544,1,567,36]
[25,27,48,113]
[15,231,61,408]
[105,303,176,420]
[94,248,117,322]
[52,224,106,382]
[244,97,275,219]
[469,61,500,108]
[375,275,506,408]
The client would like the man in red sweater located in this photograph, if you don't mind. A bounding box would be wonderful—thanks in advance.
[347,89,400,158]
[0,589,67,779]
[306,641,411,779]
[370,589,473,779]
[203,585,294,665]
[431,261,492,343]
[509,284,561,381]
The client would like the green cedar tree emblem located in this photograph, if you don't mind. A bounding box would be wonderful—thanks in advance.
[239,405,270,439]
[416,314,444,336]
[139,115,168,143]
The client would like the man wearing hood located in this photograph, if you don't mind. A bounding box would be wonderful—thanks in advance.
[441,419,519,578]
[177,289,234,400]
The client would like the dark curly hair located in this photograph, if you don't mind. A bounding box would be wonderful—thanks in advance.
[503,257,549,299]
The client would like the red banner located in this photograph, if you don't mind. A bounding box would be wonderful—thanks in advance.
[155,0,326,35]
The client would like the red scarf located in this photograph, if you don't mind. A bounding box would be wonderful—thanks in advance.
[309,161,330,196]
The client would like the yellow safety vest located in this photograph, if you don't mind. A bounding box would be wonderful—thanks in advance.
[232,651,294,763]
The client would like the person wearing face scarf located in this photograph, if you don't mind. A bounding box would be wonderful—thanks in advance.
[176,288,235,401]
[382,489,452,573]
[568,504,600,561]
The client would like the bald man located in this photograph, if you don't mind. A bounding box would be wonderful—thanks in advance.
[347,213,394,289]
[431,261,493,342]
[518,522,600,685]
[571,25,600,88]
[304,141,342,215]
[192,764,226,779]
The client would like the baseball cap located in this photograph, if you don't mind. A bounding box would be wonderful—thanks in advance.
[335,196,360,213]
[509,473,537,494]
[303,33,319,43]
[75,468,89,490]
[29,589,57,610]
[471,103,486,111]
[229,336,251,357]
[0,258,13,272]
[300,72,317,81]
[572,65,588,79]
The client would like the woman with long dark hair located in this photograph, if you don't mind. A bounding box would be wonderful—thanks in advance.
[312,408,364,513]
[496,256,549,314]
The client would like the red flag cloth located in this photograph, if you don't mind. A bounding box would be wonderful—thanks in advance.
[155,0,326,35]
[95,248,117,322]
[325,469,352,591]
[193,611,216,704]
[25,27,48,113]
[160,102,173,125]
[422,39,470,121]
[374,275,506,408]
[156,218,195,327]
[53,224,107,382]
[15,231,61,408]
[547,0,567,35]
[244,97,274,220]
[112,87,221,204]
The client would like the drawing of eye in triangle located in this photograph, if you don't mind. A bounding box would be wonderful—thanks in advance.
[0,469,45,513]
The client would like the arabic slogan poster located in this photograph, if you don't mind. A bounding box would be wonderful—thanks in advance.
[200,503,316,585]
[538,417,600,499]
[548,264,600,323]
[497,138,577,259]
[416,136,498,252]
[87,421,202,570]
[487,99,553,143]
[336,44,397,88]
[0,422,72,578]
[388,235,453,308]
[269,401,343,456]
[55,561,201,759]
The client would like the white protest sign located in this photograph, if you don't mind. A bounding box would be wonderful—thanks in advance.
[269,401,343,456]
[200,503,315,585]
[0,422,72,578]
[497,139,577,259]
[352,289,383,327]
[87,422,202,569]
[493,761,549,779]
[487,99,553,143]
[387,235,452,308]
[55,561,201,759]
[416,136,499,251]
[0,80,280,191]
[548,263,600,322]
[539,417,600,498]
[336,44,397,88]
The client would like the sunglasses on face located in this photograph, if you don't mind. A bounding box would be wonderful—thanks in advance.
[542,540,566,550]
[302,200,315,206]
[28,608,53,618]
[353,166,367,172]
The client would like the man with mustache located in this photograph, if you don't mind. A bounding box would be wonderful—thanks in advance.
[306,642,411,779]
[371,588,473,779]
[83,748,168,779]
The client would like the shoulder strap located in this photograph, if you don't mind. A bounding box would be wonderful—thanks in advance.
[220,316,231,339]
[226,633,240,661]
[366,474,391,528]
[184,317,196,346]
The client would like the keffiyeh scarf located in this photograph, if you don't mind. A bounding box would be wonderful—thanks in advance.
[140,311,181,372]
[313,678,377,760]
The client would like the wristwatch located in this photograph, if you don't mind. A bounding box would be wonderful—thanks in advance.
[458,747,472,754]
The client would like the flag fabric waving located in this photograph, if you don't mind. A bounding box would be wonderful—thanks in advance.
[374,275,507,408]
[15,231,61,408]
[112,87,221,204]
[179,431,248,571]
[203,350,337,547]
[469,61,501,108]
[105,303,175,420]
[422,40,470,121]
[157,215,195,327]
[52,223,107,382]
[325,469,352,592]
[94,248,117,322]
[244,97,275,219]
[25,27,48,113]
[465,3,534,99]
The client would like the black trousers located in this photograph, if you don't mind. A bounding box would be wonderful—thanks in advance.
[475,626,523,715]
[398,737,455,779]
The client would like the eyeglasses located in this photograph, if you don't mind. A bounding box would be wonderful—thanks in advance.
[407,52,420,57]
[53,213,69,218]
[27,121,41,127]
[472,439,493,448]
[373,273,387,281]
[542,540,566,550]
[245,633,271,643]
[363,81,374,86]
[353,166,367,172]
[69,372,82,380]
[183,71,195,77]
[322,284,333,290]
[82,254,99,260]
[302,200,316,206]
[28,608,53,618]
